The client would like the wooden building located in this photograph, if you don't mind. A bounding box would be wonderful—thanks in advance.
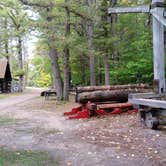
[0,59,12,93]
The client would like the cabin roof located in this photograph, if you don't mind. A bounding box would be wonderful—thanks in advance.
[0,59,8,79]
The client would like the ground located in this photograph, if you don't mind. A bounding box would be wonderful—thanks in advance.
[0,88,166,166]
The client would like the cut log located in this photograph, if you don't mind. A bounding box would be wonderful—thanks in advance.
[76,84,150,93]
[97,103,133,110]
[77,89,151,103]
[87,102,133,111]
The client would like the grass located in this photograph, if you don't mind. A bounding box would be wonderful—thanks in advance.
[0,118,18,126]
[0,95,6,100]
[0,149,59,166]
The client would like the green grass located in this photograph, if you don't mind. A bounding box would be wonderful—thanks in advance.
[0,149,59,166]
[0,95,6,99]
[0,118,18,126]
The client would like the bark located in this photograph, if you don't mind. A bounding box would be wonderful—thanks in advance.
[76,84,150,93]
[18,36,24,92]
[97,102,133,110]
[97,55,103,85]
[4,18,9,62]
[87,0,96,86]
[77,89,150,103]
[63,1,70,101]
[48,47,63,100]
[110,0,119,63]
[87,102,133,111]
[47,6,63,100]
[101,0,110,85]
[104,49,110,85]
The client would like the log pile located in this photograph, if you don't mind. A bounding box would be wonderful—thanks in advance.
[76,83,150,103]
[64,84,152,119]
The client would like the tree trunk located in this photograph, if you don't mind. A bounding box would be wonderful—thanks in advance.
[48,47,63,100]
[101,0,110,85]
[63,1,70,101]
[104,50,110,85]
[110,0,119,60]
[47,6,63,100]
[18,36,23,92]
[97,55,103,85]
[87,0,96,86]
[77,89,150,103]
[87,102,133,111]
[4,18,9,62]
[63,47,70,100]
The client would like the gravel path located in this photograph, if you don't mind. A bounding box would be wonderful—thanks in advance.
[0,88,166,166]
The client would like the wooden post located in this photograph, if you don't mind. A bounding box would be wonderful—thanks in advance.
[108,0,166,94]
[152,0,165,93]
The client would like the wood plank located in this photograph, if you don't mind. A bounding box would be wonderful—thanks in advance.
[108,5,149,14]
[128,92,163,99]
[128,98,166,109]
[151,10,166,27]
[152,3,165,93]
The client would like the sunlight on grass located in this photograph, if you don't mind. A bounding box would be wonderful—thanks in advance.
[0,149,59,166]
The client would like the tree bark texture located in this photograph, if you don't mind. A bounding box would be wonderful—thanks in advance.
[63,1,70,101]
[77,89,150,103]
[47,6,63,100]
[87,0,96,86]
[48,47,63,100]
[87,102,133,111]
[18,36,24,92]
[4,18,9,62]
[101,0,110,85]
[110,0,119,63]
[76,84,150,93]
[104,47,110,85]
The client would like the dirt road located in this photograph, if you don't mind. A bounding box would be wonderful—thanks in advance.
[0,88,166,166]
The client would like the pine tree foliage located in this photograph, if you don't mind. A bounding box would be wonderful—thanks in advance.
[0,0,156,99]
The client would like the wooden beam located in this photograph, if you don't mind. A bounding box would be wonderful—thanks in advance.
[108,5,149,14]
[128,98,166,109]
[152,1,165,93]
[151,10,166,27]
[128,92,164,99]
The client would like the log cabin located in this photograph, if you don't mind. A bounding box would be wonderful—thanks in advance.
[0,59,12,93]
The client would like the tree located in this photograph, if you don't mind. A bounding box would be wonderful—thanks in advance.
[87,0,96,86]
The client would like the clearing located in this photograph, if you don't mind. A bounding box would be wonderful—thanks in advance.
[0,88,166,166]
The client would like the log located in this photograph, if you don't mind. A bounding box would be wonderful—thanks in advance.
[77,89,151,103]
[76,84,150,93]
[86,102,133,111]
[97,103,133,110]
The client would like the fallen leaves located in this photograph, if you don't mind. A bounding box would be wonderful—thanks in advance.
[75,113,166,164]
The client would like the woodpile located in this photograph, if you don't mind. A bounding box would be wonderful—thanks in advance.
[64,84,152,119]
[76,84,151,103]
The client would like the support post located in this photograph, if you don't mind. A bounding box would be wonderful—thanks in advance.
[152,0,165,93]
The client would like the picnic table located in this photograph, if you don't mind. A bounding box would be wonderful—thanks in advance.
[43,89,56,100]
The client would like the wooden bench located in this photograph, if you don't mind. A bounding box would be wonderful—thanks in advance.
[44,90,56,100]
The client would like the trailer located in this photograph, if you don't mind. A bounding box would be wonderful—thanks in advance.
[108,0,166,129]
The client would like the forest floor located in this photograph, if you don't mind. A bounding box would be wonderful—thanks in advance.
[0,88,166,166]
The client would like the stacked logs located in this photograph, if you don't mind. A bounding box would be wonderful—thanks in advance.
[76,84,150,103]
[64,84,152,119]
